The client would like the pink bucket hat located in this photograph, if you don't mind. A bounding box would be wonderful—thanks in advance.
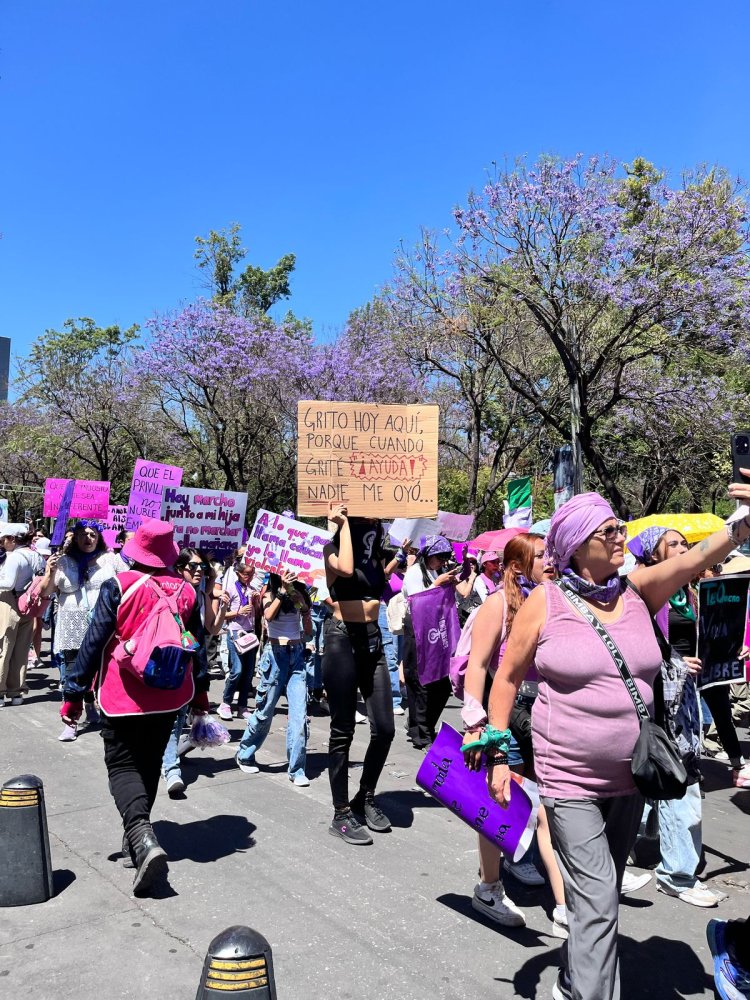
[480,550,501,566]
[122,519,179,569]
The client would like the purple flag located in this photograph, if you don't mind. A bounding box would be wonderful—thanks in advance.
[51,479,76,548]
[416,724,539,862]
[409,584,460,685]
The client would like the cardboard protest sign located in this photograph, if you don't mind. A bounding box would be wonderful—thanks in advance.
[246,510,332,586]
[389,511,475,546]
[43,479,110,520]
[697,574,750,689]
[102,504,128,549]
[161,487,247,560]
[297,401,439,518]
[416,724,538,863]
[125,459,183,531]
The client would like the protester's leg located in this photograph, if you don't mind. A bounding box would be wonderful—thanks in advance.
[0,594,16,698]
[102,713,176,843]
[402,627,429,745]
[478,835,503,883]
[537,803,566,906]
[285,646,309,779]
[732,682,750,726]
[356,640,395,795]
[162,705,189,783]
[236,646,257,714]
[6,614,33,697]
[221,632,243,708]
[655,783,702,892]
[425,676,452,741]
[702,685,743,764]
[322,621,359,809]
[378,602,401,710]
[544,795,638,1000]
[237,645,283,763]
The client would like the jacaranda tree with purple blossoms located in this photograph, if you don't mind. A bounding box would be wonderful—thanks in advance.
[395,154,750,517]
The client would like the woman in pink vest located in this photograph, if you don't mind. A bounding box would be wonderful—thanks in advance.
[486,489,750,1000]
[60,520,209,897]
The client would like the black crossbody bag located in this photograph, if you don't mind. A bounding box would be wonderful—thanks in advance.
[558,582,688,801]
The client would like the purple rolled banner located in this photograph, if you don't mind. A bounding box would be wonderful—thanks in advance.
[416,723,539,863]
[409,584,460,686]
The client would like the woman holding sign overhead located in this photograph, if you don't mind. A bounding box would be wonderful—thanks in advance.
[322,504,408,845]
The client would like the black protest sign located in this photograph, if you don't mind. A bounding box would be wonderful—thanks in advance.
[697,574,750,690]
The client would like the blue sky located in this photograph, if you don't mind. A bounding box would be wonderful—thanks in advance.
[1,1,749,362]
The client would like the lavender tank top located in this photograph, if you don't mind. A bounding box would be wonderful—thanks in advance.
[532,581,661,799]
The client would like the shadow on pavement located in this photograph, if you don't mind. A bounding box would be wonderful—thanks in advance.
[53,869,76,896]
[153,814,256,863]
[377,788,442,828]
[437,891,549,947]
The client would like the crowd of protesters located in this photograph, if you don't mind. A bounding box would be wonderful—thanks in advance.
[3,477,750,999]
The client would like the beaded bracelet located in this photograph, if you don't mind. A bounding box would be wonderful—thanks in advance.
[487,752,509,766]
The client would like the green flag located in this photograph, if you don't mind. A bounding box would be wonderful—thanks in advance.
[507,477,532,512]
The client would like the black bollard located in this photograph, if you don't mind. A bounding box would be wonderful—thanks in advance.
[0,775,54,906]
[196,925,277,999]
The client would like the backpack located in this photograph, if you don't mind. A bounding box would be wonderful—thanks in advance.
[121,577,194,690]
[449,591,507,700]
[18,576,51,619]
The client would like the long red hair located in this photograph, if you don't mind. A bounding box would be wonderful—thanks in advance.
[501,534,539,635]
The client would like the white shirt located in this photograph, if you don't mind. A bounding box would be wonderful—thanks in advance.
[54,552,119,653]
[0,548,44,593]
[402,563,437,598]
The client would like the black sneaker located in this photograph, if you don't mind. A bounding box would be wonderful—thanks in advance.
[328,809,373,846]
[350,791,392,833]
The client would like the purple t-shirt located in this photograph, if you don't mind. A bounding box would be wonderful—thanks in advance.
[532,581,661,799]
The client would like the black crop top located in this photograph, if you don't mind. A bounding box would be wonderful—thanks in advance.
[328,522,387,603]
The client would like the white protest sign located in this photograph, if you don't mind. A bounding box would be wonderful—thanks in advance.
[246,510,332,586]
[161,487,247,560]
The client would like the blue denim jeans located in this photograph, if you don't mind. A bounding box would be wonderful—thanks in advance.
[223,631,257,711]
[378,602,402,709]
[162,705,189,781]
[655,781,702,891]
[237,642,308,779]
[306,606,329,693]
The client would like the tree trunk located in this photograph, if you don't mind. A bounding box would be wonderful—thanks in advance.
[578,429,632,520]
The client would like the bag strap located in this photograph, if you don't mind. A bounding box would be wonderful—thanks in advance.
[555,580,650,723]
[120,573,153,605]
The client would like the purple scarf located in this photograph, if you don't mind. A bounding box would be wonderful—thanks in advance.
[561,567,624,603]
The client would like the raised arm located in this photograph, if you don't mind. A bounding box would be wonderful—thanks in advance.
[461,591,505,769]
[324,504,354,582]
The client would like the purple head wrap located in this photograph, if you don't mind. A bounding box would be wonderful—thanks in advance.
[420,534,453,557]
[545,492,618,571]
[628,526,669,564]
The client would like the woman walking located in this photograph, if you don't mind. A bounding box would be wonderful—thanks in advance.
[0,524,46,705]
[486,489,750,1000]
[218,556,260,721]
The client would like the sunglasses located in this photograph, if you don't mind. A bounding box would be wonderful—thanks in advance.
[591,522,628,543]
[185,561,205,571]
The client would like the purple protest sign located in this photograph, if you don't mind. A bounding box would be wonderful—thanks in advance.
[409,584,460,685]
[125,459,183,531]
[50,479,76,547]
[416,724,538,862]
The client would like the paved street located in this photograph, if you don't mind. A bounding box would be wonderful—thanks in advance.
[1,664,749,1000]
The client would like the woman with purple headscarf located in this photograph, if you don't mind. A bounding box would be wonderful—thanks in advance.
[485,487,750,1000]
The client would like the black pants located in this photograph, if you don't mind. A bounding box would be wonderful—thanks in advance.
[62,649,95,704]
[402,617,452,747]
[702,684,743,761]
[322,618,395,809]
[101,712,176,843]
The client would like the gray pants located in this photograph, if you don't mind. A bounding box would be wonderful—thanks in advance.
[543,794,643,1000]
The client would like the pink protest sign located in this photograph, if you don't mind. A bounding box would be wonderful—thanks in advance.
[416,723,538,862]
[125,459,183,531]
[245,509,332,586]
[43,479,110,519]
[102,504,128,549]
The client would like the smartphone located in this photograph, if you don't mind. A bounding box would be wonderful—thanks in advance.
[731,432,750,483]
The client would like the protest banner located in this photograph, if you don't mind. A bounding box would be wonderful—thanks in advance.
[297,401,439,517]
[697,573,750,689]
[389,510,475,547]
[246,509,332,586]
[125,459,183,531]
[101,504,128,549]
[409,584,460,685]
[43,479,110,519]
[416,724,538,863]
[161,487,247,560]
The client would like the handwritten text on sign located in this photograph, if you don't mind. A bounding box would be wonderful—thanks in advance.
[247,510,332,586]
[161,487,247,559]
[126,459,183,531]
[43,479,110,519]
[697,573,750,689]
[297,402,439,517]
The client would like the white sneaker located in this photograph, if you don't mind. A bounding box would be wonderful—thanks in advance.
[58,724,77,742]
[217,703,233,721]
[471,880,526,927]
[393,705,405,716]
[552,904,569,939]
[166,774,185,797]
[290,774,310,787]
[235,753,259,774]
[9,696,23,706]
[504,859,546,886]
[355,711,367,724]
[656,880,720,907]
[620,869,652,895]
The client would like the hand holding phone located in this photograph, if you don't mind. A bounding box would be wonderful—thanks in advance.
[730,432,750,483]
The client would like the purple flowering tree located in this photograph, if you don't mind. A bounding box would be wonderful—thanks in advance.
[398,155,750,517]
